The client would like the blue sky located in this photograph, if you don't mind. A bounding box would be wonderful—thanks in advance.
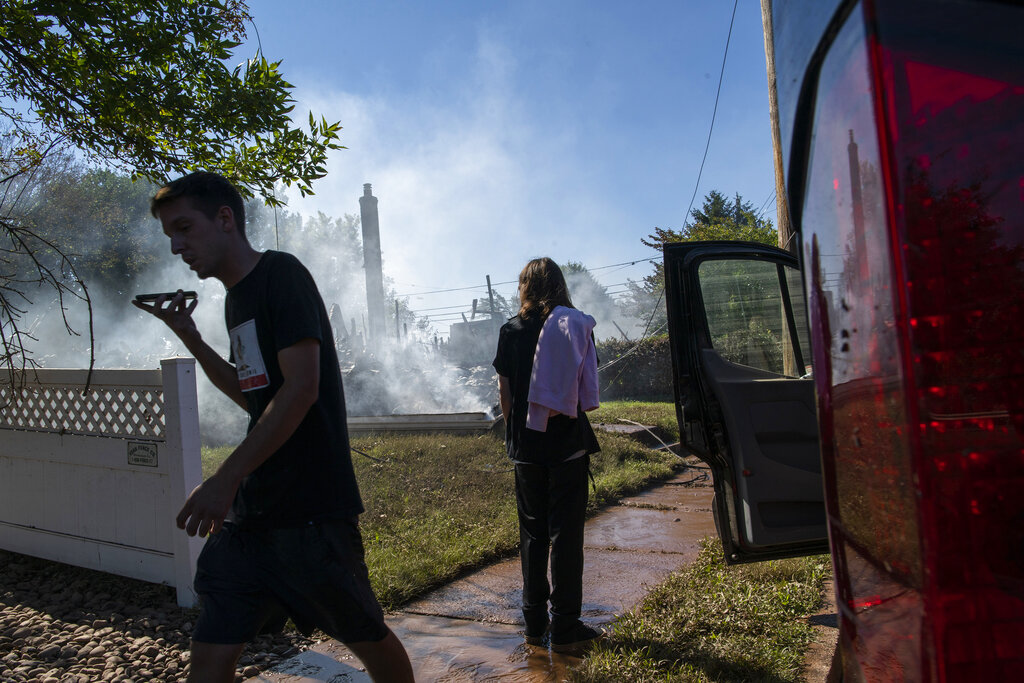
[238,0,777,334]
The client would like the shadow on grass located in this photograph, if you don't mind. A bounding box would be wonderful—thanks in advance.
[585,635,801,683]
[808,612,838,628]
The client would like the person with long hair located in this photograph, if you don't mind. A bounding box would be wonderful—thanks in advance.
[492,257,602,653]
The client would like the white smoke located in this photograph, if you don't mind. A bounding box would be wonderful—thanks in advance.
[26,198,498,447]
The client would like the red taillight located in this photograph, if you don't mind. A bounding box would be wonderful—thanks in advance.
[800,1,1024,680]
[870,1,1024,678]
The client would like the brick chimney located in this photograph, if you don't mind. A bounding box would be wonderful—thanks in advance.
[359,183,387,342]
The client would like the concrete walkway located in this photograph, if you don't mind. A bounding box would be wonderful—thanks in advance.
[245,470,716,682]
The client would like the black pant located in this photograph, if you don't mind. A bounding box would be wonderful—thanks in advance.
[514,455,589,634]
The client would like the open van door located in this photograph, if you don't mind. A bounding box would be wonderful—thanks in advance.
[664,241,827,563]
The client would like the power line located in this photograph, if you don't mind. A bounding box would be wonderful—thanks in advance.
[404,277,641,316]
[600,0,739,388]
[586,257,659,272]
[680,0,739,228]
[396,281,515,297]
[754,188,776,222]
[409,303,481,313]
[394,257,659,298]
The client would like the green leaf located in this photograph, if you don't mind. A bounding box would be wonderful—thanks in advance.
[0,0,343,200]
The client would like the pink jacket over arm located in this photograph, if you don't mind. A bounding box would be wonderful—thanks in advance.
[526,306,600,432]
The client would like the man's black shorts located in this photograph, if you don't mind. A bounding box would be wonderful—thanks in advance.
[192,516,388,645]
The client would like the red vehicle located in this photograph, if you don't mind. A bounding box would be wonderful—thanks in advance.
[664,1,1023,681]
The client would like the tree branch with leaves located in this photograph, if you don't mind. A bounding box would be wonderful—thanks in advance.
[0,0,343,378]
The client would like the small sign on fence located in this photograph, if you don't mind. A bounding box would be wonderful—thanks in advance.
[127,442,159,467]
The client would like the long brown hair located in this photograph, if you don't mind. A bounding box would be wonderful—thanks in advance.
[517,257,574,320]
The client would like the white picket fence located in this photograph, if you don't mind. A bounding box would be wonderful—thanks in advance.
[0,358,203,607]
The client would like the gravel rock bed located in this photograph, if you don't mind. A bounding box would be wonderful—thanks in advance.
[0,549,317,682]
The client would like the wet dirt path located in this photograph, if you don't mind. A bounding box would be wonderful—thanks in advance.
[246,471,716,682]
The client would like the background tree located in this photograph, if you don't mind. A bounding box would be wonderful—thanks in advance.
[563,261,629,341]
[623,190,778,332]
[563,261,615,311]
[1,0,343,375]
[487,290,517,319]
[20,162,163,295]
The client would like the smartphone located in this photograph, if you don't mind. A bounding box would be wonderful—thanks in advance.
[134,291,198,303]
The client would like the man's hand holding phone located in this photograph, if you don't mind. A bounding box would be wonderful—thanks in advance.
[134,291,197,304]
[132,290,200,342]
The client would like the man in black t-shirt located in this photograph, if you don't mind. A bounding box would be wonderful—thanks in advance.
[223,249,363,525]
[134,172,413,683]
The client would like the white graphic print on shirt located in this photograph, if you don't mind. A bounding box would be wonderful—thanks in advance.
[229,319,269,391]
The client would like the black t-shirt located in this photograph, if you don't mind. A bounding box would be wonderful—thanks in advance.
[225,250,363,526]
[492,313,600,464]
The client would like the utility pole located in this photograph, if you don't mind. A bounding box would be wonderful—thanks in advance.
[486,275,496,318]
[760,0,795,256]
[762,0,799,378]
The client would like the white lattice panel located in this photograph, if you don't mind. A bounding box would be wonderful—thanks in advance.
[0,368,165,440]
[0,360,202,607]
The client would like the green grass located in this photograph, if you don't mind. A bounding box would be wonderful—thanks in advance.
[203,404,831,678]
[202,445,233,480]
[201,426,679,608]
[587,432,679,509]
[570,540,831,683]
[349,433,516,607]
[590,400,680,443]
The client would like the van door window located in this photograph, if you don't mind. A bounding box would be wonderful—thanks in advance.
[697,258,809,378]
